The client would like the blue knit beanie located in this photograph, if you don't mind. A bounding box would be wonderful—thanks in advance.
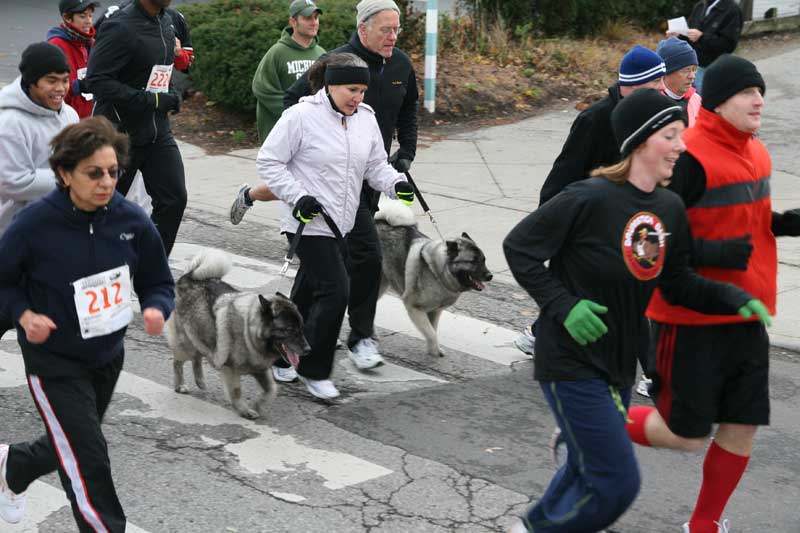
[618,45,666,86]
[656,37,698,74]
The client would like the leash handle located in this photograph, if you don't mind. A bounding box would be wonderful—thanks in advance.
[281,221,305,275]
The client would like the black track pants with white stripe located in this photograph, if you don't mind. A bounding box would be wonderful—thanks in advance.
[6,355,126,533]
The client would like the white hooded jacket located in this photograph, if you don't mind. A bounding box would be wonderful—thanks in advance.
[0,77,79,234]
[256,88,404,238]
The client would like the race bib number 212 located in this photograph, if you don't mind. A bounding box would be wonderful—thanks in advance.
[72,265,133,339]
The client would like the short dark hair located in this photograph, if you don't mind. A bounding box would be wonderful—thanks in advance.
[49,116,129,188]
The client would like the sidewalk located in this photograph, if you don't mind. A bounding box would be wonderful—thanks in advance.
[180,48,800,352]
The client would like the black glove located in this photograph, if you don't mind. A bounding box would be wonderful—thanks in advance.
[389,151,412,173]
[292,195,322,223]
[155,91,181,114]
[394,181,414,206]
[772,208,800,237]
[693,235,753,270]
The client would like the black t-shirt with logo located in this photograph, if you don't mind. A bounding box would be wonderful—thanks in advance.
[503,177,749,388]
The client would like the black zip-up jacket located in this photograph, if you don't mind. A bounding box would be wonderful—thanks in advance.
[0,189,174,376]
[86,0,177,146]
[685,0,743,67]
[538,84,622,206]
[284,33,419,163]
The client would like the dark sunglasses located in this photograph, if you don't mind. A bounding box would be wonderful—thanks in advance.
[81,167,119,180]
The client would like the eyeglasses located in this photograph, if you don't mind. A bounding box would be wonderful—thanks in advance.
[377,26,402,36]
[80,167,119,180]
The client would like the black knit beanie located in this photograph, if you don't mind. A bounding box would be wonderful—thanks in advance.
[19,42,70,88]
[612,89,688,158]
[701,54,765,111]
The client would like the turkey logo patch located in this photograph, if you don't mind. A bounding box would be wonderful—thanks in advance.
[621,212,668,280]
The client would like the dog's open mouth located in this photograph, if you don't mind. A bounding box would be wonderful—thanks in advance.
[468,275,486,291]
[280,344,301,368]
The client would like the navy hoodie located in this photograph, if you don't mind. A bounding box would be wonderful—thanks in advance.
[0,188,174,375]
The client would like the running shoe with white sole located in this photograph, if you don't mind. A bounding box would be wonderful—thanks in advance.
[0,444,26,524]
[299,377,340,400]
[230,184,252,225]
[272,365,298,383]
[513,324,536,356]
[635,374,652,398]
[348,338,384,370]
[682,519,730,532]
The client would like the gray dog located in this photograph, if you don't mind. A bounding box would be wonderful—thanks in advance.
[166,249,310,419]
[375,201,493,356]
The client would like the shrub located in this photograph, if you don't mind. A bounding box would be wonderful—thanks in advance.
[180,0,360,112]
[460,0,698,37]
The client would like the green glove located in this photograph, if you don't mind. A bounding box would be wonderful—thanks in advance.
[737,299,772,327]
[563,299,609,346]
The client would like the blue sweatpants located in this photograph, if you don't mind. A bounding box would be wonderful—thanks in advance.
[523,379,640,532]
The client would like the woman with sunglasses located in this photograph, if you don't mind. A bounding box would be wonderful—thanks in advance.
[0,116,174,531]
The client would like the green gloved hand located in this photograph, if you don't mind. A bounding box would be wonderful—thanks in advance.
[563,299,609,346]
[737,298,772,327]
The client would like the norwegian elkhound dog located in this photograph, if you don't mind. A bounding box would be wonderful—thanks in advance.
[375,201,493,356]
[166,249,310,419]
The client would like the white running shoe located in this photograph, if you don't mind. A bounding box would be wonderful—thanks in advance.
[508,517,529,532]
[513,325,536,356]
[299,377,340,400]
[230,184,252,225]
[272,365,298,383]
[0,444,26,524]
[635,374,652,398]
[682,519,730,532]
[348,338,384,370]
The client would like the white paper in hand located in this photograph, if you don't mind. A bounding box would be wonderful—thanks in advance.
[667,16,689,36]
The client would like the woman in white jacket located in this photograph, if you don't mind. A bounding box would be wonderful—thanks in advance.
[256,53,414,400]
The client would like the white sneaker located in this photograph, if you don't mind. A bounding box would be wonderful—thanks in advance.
[348,338,384,370]
[299,377,340,400]
[513,325,536,356]
[682,519,730,533]
[0,444,26,524]
[635,374,652,398]
[508,517,529,532]
[230,183,252,225]
[272,365,298,382]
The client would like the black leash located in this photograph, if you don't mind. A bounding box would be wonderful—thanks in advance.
[279,206,348,276]
[404,170,445,240]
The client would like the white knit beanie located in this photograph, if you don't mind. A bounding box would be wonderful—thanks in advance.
[356,0,400,25]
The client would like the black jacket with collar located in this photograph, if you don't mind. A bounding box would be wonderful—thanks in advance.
[86,0,177,146]
[284,33,419,163]
[686,0,743,67]
[538,84,623,206]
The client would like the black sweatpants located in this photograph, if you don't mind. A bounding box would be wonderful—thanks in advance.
[6,354,126,533]
[346,189,383,348]
[285,235,350,380]
[117,137,186,256]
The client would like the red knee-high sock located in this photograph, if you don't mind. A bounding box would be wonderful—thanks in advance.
[626,406,654,446]
[689,441,750,532]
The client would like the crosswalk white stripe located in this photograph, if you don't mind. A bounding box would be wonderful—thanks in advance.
[0,350,393,492]
[170,243,532,366]
[8,481,151,533]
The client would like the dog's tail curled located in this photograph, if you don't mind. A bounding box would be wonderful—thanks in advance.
[375,199,416,227]
[183,248,232,280]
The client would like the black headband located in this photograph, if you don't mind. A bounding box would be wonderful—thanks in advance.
[324,65,370,87]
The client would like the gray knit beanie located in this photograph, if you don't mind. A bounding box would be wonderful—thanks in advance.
[356,0,400,25]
